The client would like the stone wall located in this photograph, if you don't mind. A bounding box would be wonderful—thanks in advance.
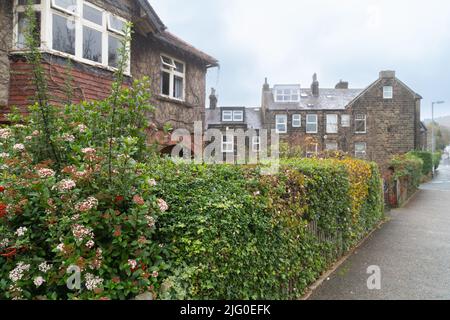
[132,32,207,133]
[0,1,13,109]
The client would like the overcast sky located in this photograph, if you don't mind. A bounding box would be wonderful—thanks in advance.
[151,0,450,120]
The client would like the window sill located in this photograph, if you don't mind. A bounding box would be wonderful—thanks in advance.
[156,95,194,108]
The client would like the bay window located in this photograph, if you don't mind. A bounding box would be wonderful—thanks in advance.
[13,0,130,72]
[161,55,185,101]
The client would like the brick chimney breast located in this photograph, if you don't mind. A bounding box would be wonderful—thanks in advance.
[379,70,396,79]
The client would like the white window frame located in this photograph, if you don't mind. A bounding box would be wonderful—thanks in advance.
[292,114,301,128]
[275,114,288,134]
[252,136,260,152]
[383,86,393,99]
[325,142,338,151]
[306,143,318,158]
[221,135,234,154]
[13,0,130,74]
[326,114,338,134]
[355,142,367,158]
[160,54,185,101]
[233,110,244,122]
[306,114,318,134]
[222,110,233,122]
[355,114,367,134]
[107,13,126,36]
[341,114,350,127]
[274,88,300,102]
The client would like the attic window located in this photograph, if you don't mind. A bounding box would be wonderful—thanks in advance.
[274,88,300,102]
[383,86,393,99]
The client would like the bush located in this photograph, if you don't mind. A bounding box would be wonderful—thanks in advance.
[389,154,423,194]
[408,151,433,175]
[433,152,442,170]
[150,157,384,300]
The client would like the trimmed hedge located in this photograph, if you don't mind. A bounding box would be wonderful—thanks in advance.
[150,158,384,300]
[433,152,442,170]
[408,151,433,175]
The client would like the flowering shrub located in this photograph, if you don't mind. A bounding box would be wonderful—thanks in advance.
[0,80,169,300]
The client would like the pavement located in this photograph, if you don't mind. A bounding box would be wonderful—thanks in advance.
[309,154,450,300]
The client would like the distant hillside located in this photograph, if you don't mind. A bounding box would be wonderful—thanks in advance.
[424,116,450,129]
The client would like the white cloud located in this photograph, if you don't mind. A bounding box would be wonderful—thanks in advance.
[151,0,450,118]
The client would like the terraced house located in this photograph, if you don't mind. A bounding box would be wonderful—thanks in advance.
[207,70,427,170]
[0,0,218,148]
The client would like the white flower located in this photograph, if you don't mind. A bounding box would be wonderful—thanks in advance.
[75,197,98,212]
[72,224,94,242]
[77,124,88,133]
[37,168,55,179]
[147,178,157,187]
[9,262,31,282]
[56,243,65,253]
[128,259,138,269]
[157,199,169,212]
[145,215,156,228]
[15,227,28,237]
[33,276,45,288]
[0,238,10,248]
[85,240,95,249]
[25,136,33,141]
[38,262,53,273]
[13,124,26,129]
[54,179,76,192]
[0,152,9,158]
[84,273,103,291]
[62,134,75,143]
[32,130,40,136]
[13,144,25,152]
[81,148,96,155]
[0,128,12,140]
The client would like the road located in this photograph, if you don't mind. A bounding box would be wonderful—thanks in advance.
[309,155,450,300]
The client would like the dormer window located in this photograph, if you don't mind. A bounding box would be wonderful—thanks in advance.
[273,86,300,102]
[222,110,244,122]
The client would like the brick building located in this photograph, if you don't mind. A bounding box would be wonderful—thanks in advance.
[0,0,218,146]
[206,71,427,170]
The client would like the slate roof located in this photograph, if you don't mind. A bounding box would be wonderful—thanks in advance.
[267,88,364,111]
[205,107,263,130]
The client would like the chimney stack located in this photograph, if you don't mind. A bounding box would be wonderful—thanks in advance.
[311,73,319,97]
[263,77,270,92]
[209,88,218,109]
[379,70,396,79]
[335,80,349,89]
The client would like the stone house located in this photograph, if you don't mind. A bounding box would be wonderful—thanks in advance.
[0,0,218,147]
[206,70,427,171]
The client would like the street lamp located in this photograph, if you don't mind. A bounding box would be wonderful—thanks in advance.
[432,100,445,176]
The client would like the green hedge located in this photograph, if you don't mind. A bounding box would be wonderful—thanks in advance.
[408,151,433,175]
[390,154,423,192]
[433,152,442,170]
[149,158,384,300]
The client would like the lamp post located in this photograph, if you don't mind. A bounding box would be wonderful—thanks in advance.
[432,100,445,176]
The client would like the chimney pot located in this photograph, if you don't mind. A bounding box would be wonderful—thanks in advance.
[335,80,349,89]
[263,77,270,91]
[209,88,218,109]
[311,73,319,97]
